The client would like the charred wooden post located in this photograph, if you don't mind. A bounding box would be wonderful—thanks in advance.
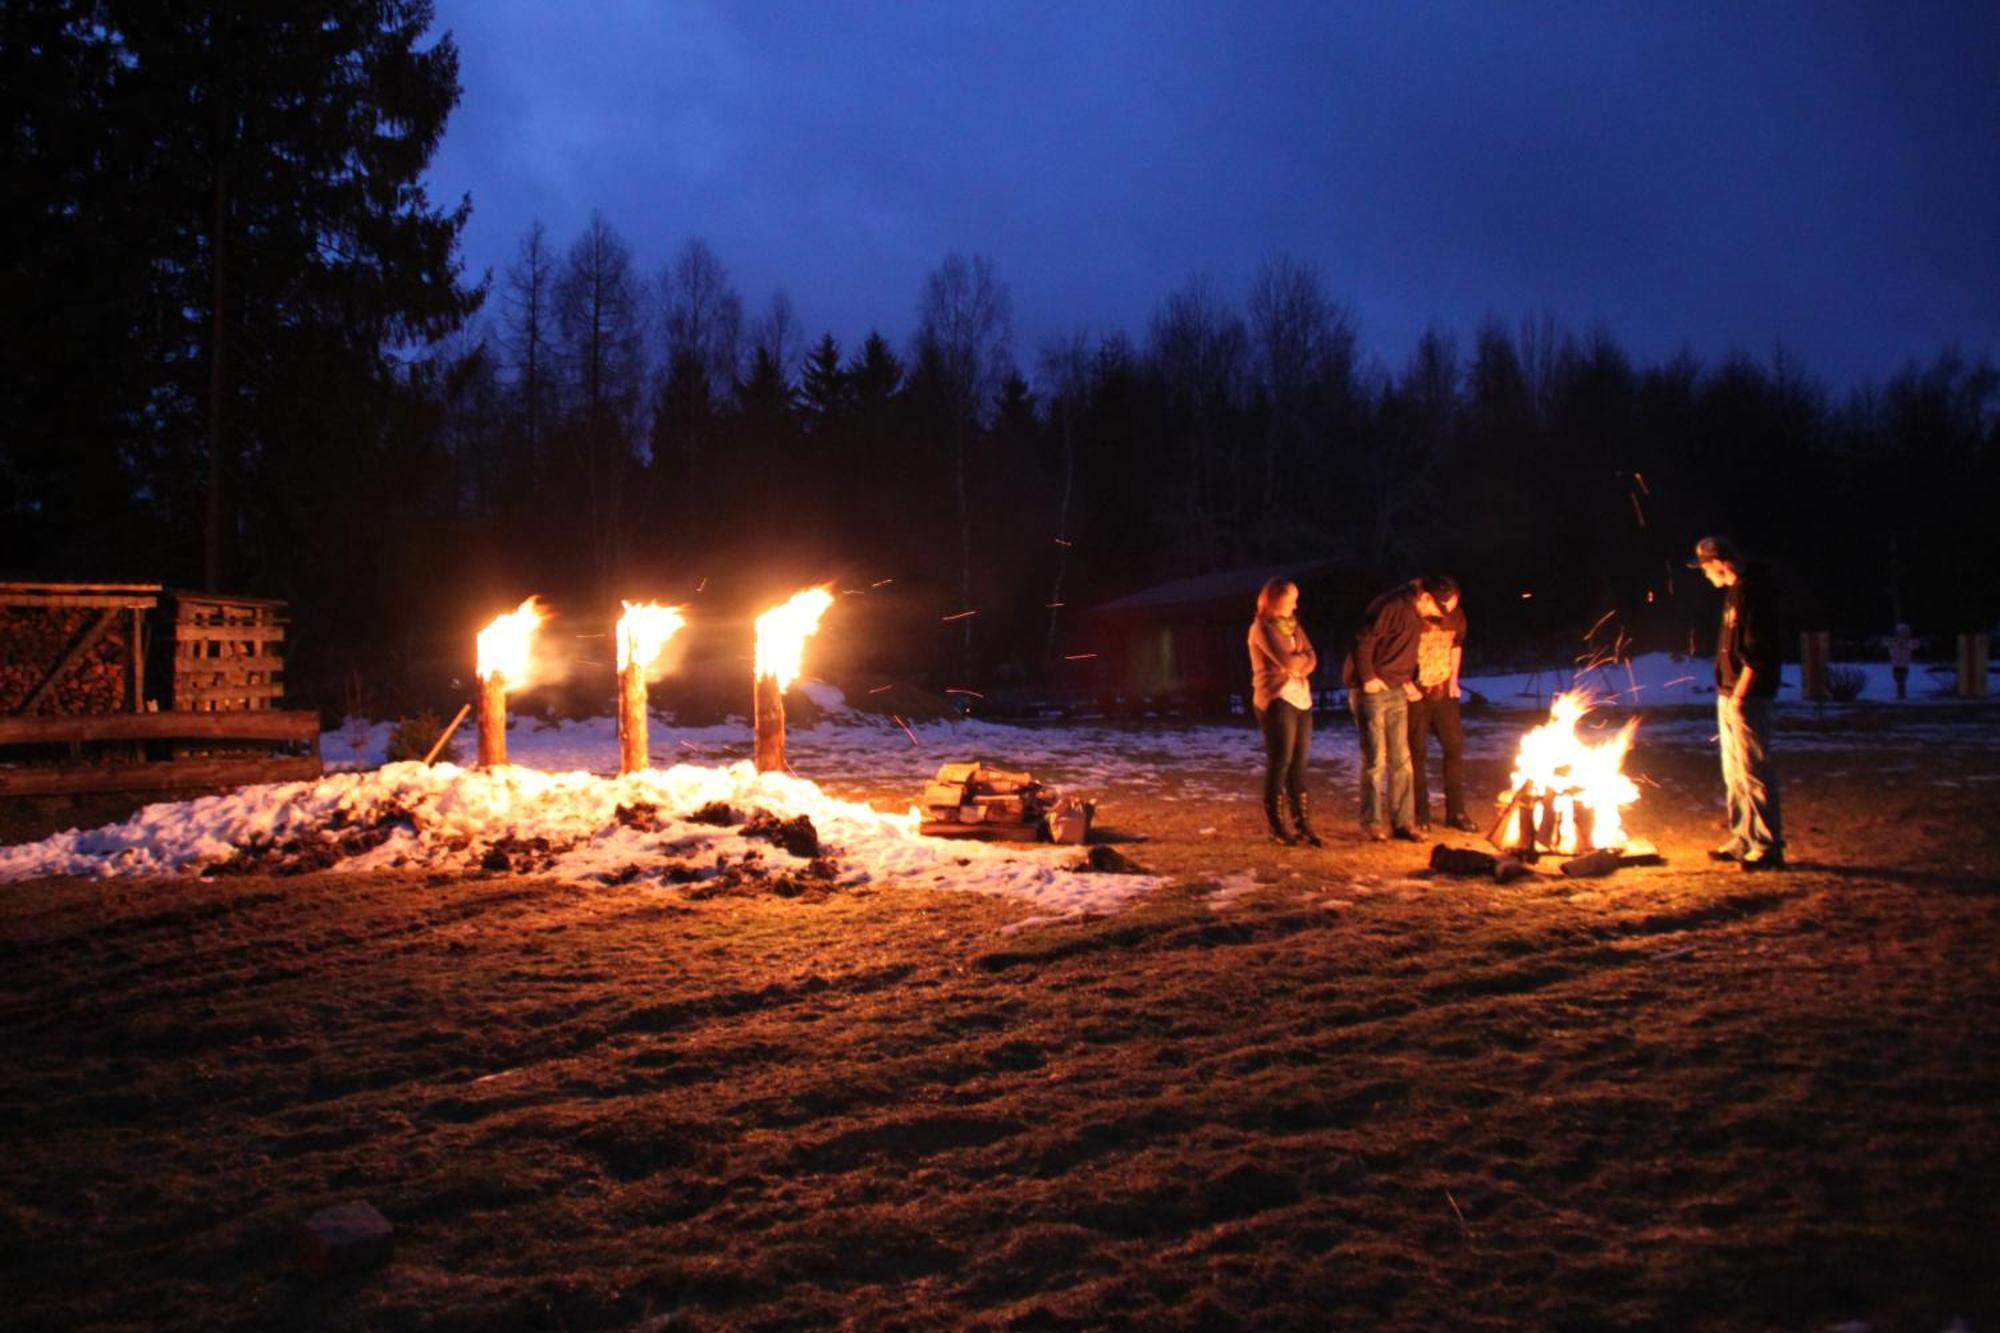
[477,674,508,768]
[753,674,785,773]
[618,661,649,774]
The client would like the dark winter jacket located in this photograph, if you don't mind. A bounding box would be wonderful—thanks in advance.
[1716,563,1781,698]
[1344,584,1428,690]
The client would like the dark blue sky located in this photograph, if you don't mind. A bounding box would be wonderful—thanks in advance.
[424,1,2000,389]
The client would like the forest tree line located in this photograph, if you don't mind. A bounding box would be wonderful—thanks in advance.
[5,1,1997,714]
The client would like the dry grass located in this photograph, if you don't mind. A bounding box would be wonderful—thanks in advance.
[2,714,1997,1330]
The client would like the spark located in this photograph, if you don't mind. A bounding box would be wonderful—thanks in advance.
[945,688,985,698]
[1521,591,1534,600]
[695,577,708,593]
[1064,653,1099,661]
[941,610,977,622]
[1044,601,1065,609]
[891,714,919,746]
[870,578,894,588]
[1629,492,1647,528]
[868,684,894,695]
[1584,609,1618,640]
[1662,675,1695,688]
[1054,537,1073,547]
[1633,471,1650,494]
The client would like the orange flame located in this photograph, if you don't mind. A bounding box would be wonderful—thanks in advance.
[754,586,834,691]
[617,601,686,675]
[476,597,545,687]
[1505,690,1640,852]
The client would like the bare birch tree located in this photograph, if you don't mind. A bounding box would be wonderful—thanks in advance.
[914,253,1015,655]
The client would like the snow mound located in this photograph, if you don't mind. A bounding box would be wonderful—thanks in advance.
[0,761,1161,921]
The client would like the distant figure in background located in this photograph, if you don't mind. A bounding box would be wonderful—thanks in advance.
[1887,623,1917,700]
[1247,578,1322,847]
[1691,536,1785,871]
[1343,578,1448,842]
[1408,576,1477,832]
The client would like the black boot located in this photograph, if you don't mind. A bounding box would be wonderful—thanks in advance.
[1264,794,1297,845]
[1288,791,1325,848]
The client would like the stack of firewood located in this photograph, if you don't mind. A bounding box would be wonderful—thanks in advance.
[0,608,132,715]
[919,761,1093,843]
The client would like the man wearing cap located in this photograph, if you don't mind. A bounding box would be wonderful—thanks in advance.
[1691,536,1785,870]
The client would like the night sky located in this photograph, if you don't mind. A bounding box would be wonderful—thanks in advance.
[424,1,2000,388]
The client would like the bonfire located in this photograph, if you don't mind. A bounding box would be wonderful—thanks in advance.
[1490,690,1641,856]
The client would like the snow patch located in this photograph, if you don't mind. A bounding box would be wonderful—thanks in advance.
[0,761,1163,922]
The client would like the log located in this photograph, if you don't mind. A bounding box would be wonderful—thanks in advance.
[0,755,322,797]
[1430,844,1500,876]
[476,675,507,767]
[618,664,648,774]
[753,674,785,773]
[0,710,319,746]
[1486,781,1533,849]
[1560,848,1623,879]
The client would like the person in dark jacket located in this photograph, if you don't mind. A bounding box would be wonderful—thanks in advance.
[1342,578,1448,841]
[1247,578,1322,846]
[1406,576,1476,832]
[1691,535,1785,870]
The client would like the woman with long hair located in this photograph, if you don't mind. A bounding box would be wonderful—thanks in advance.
[1247,577,1322,846]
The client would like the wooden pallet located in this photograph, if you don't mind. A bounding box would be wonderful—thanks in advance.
[172,591,289,713]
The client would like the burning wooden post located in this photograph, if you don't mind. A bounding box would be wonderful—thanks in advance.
[752,587,834,774]
[474,598,544,768]
[615,601,685,775]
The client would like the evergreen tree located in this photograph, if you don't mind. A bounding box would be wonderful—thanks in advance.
[800,333,851,436]
[5,1,480,594]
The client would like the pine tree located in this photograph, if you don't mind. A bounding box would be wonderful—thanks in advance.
[800,333,850,436]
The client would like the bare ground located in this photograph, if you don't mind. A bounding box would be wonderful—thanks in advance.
[2,706,1998,1331]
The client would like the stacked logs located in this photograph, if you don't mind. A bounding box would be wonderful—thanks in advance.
[919,761,1093,843]
[0,607,133,715]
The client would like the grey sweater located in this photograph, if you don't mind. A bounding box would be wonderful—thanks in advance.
[1248,617,1318,711]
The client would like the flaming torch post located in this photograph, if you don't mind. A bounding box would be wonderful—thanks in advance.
[752,587,834,774]
[474,598,545,769]
[616,602,686,775]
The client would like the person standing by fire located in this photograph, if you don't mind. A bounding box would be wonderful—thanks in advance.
[1692,536,1786,871]
[1343,578,1449,841]
[1248,578,1323,846]
[1886,622,1917,700]
[1407,576,1478,832]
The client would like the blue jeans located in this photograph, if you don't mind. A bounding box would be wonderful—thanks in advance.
[1718,696,1783,856]
[1355,688,1414,832]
